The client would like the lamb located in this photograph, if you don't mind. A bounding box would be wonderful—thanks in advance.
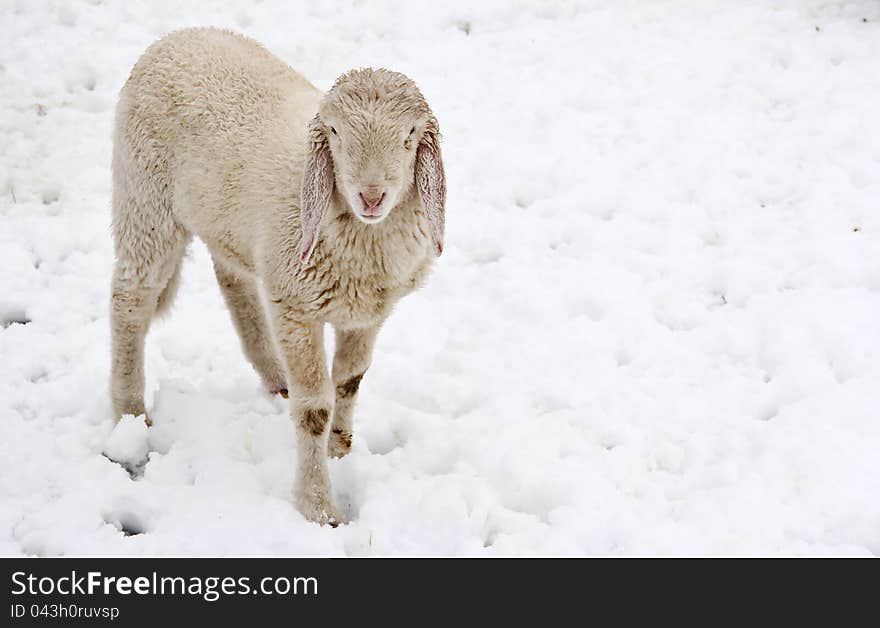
[109,28,445,525]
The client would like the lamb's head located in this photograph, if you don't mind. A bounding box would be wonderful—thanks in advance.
[299,68,445,262]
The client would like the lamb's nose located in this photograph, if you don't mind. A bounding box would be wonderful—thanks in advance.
[360,191,385,210]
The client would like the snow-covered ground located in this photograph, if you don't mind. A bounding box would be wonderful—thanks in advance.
[2,0,879,556]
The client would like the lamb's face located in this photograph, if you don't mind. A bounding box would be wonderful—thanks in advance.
[323,115,420,224]
[299,68,445,263]
[319,69,432,225]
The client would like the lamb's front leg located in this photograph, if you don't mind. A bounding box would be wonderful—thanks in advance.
[272,313,341,526]
[329,324,381,458]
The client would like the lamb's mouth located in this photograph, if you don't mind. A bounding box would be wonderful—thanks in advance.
[353,201,389,223]
[356,211,387,224]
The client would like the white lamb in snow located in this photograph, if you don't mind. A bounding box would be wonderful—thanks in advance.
[109,28,446,525]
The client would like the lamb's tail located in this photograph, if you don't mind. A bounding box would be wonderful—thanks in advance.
[153,257,183,319]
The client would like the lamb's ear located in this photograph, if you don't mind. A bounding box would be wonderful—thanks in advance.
[300,115,334,263]
[415,120,446,257]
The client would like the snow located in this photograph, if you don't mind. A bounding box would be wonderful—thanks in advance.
[102,415,150,473]
[2,0,880,556]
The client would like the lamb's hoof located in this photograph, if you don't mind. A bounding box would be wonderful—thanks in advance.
[272,388,289,399]
[114,408,152,427]
[103,452,149,480]
[328,429,352,458]
[298,493,344,527]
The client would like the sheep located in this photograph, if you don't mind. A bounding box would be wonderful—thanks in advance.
[110,28,445,525]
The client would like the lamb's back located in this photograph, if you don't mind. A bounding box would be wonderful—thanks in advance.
[118,28,317,152]
[114,28,320,274]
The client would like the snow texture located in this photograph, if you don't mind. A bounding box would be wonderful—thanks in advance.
[2,0,880,556]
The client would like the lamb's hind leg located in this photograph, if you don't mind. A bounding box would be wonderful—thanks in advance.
[212,259,287,395]
[110,197,188,424]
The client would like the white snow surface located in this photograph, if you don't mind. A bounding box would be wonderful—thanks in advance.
[2,0,880,556]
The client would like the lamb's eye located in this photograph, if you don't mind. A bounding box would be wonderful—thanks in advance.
[330,126,337,135]
[409,126,416,135]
